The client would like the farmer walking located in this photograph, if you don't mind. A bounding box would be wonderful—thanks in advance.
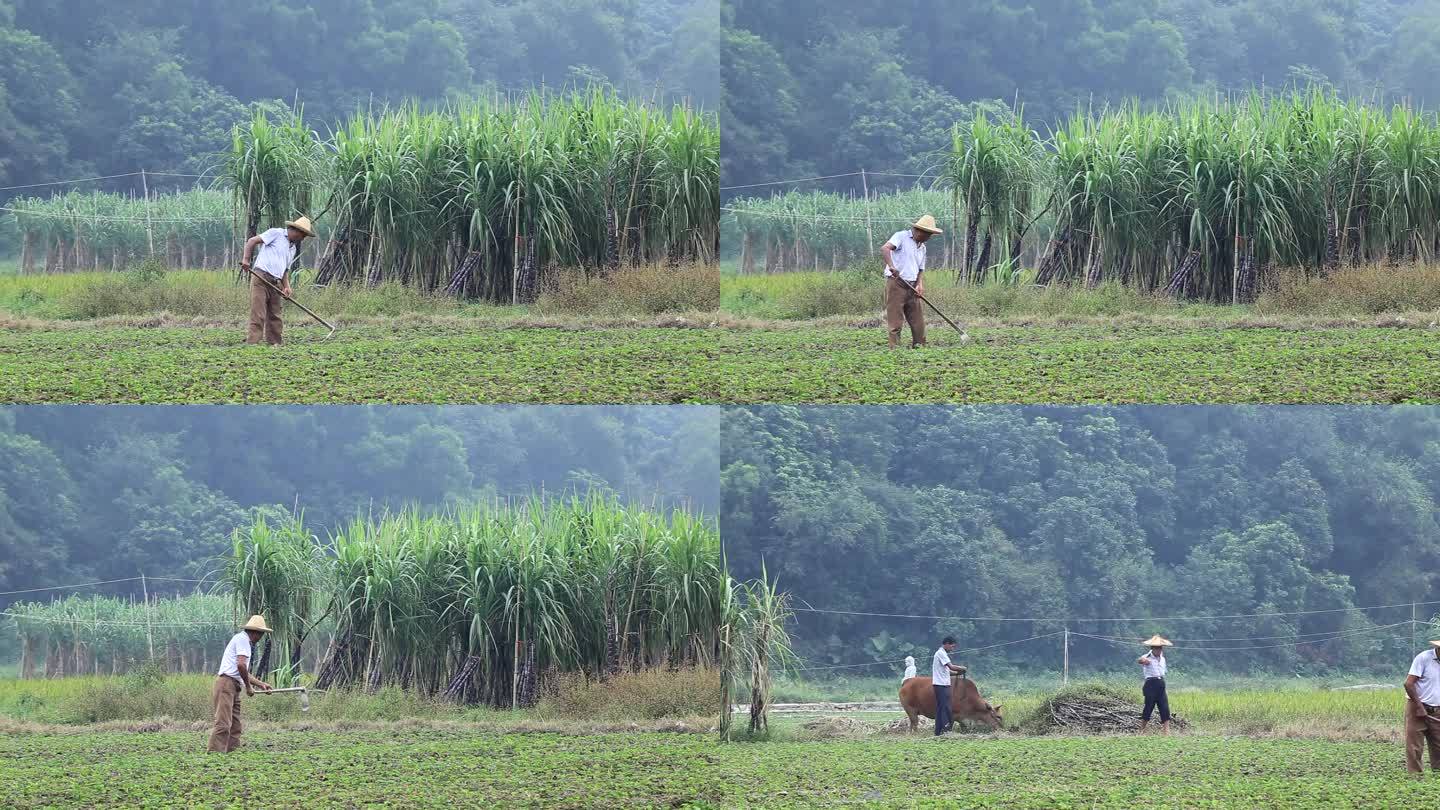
[881,215,942,348]
[932,636,966,735]
[1404,636,1440,776]
[207,615,274,753]
[1137,635,1172,734]
[240,217,315,345]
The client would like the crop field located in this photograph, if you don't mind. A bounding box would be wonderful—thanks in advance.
[708,325,1440,404]
[5,725,1430,809]
[5,321,1438,403]
[1,728,723,808]
[0,322,724,403]
[714,735,1429,807]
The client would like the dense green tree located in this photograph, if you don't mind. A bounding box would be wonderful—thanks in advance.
[722,0,1435,188]
[0,406,719,597]
[723,406,1440,673]
[0,0,714,203]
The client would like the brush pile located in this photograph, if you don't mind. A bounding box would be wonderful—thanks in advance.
[1020,684,1188,735]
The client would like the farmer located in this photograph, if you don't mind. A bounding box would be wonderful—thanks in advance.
[880,214,942,349]
[239,217,315,345]
[207,614,274,753]
[931,635,967,735]
[1137,635,1172,734]
[1404,636,1440,776]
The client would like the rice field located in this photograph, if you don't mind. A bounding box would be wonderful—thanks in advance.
[728,92,1440,305]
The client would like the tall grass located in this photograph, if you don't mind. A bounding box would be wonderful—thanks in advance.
[6,190,235,273]
[222,496,722,709]
[724,189,957,274]
[722,569,798,738]
[5,594,233,679]
[239,91,718,302]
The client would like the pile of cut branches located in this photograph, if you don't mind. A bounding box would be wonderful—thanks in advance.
[1019,683,1188,735]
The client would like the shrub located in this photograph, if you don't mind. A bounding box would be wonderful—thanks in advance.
[537,667,719,721]
[538,262,720,315]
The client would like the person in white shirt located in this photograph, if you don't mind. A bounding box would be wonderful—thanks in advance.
[1403,637,1440,775]
[239,217,315,345]
[207,614,274,753]
[931,636,966,735]
[1137,635,1172,734]
[880,215,943,349]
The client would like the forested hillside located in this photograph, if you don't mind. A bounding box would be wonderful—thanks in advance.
[0,0,718,191]
[722,407,1440,672]
[0,405,719,595]
[722,0,1440,187]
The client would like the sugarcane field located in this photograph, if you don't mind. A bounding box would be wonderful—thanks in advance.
[0,404,735,807]
[0,91,720,404]
[719,92,1440,403]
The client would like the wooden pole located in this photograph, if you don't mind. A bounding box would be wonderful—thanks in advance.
[141,170,156,257]
[1062,629,1070,687]
[861,169,875,249]
[141,573,155,661]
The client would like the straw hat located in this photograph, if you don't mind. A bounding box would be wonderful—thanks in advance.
[912,214,943,235]
[285,216,316,237]
[1430,639,1440,649]
[242,615,273,634]
[1142,635,1173,647]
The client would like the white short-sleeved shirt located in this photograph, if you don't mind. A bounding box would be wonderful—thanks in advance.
[932,646,953,685]
[884,229,926,283]
[218,631,253,686]
[1141,651,1168,679]
[1409,649,1440,705]
[253,227,297,279]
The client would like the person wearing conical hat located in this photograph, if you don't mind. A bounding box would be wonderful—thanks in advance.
[240,217,315,345]
[881,215,943,349]
[1137,635,1173,734]
[206,615,274,753]
[1403,637,1440,775]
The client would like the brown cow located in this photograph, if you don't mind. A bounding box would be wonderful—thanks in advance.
[899,675,1004,732]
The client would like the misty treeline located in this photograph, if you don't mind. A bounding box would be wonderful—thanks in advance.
[0,405,718,596]
[0,0,718,193]
[722,0,1440,189]
[722,407,1440,674]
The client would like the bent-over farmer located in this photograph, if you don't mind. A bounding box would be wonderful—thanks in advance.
[207,614,274,753]
[240,217,315,345]
[1137,635,1172,734]
[931,635,967,735]
[1404,636,1440,775]
[881,214,942,348]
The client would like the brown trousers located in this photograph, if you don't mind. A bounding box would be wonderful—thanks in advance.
[885,275,926,348]
[1406,703,1440,774]
[247,273,284,345]
[207,676,244,753]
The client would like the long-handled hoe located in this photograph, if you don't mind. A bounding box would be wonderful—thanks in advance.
[243,265,338,340]
[255,686,323,712]
[895,275,971,344]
